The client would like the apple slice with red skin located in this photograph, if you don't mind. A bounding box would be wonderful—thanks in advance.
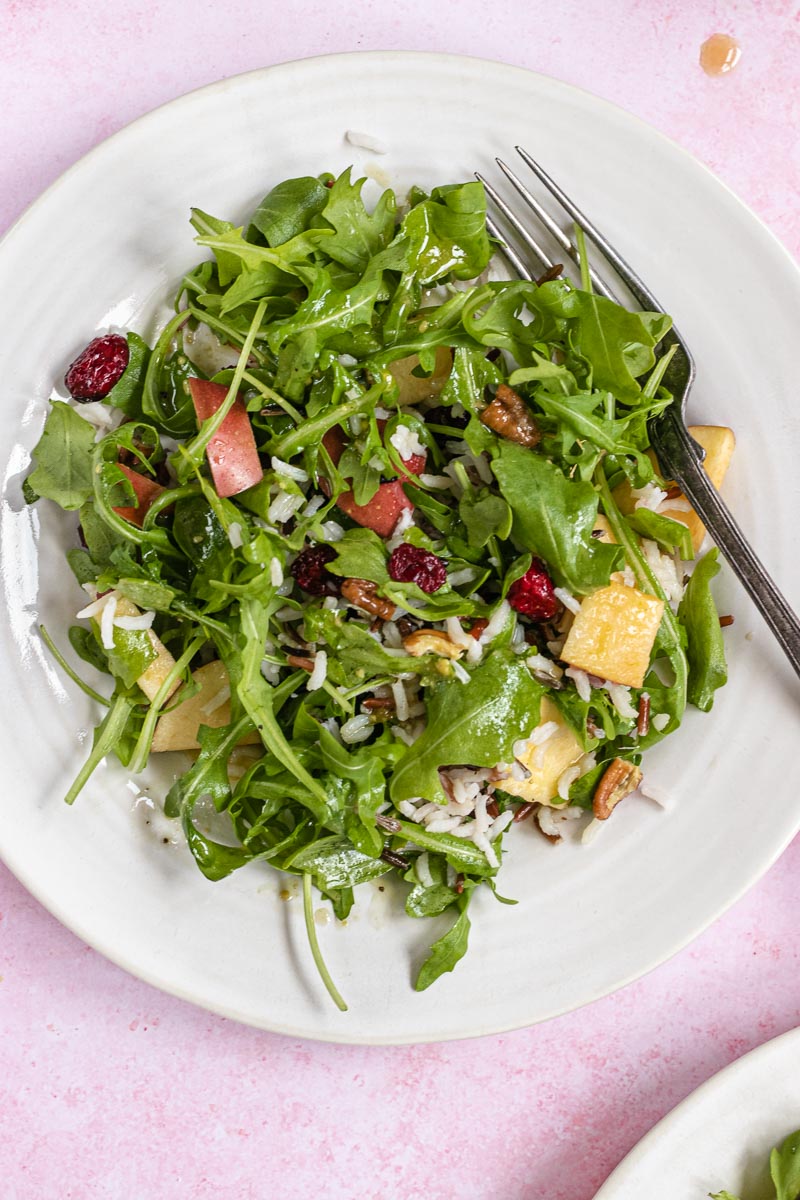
[321,424,426,538]
[112,463,166,527]
[188,378,263,498]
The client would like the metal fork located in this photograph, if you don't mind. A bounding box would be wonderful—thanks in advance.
[478,148,800,680]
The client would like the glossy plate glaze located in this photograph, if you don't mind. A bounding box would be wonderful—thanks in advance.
[0,53,798,1044]
[594,1027,800,1198]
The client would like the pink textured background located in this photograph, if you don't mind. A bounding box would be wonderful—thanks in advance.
[2,3,799,1197]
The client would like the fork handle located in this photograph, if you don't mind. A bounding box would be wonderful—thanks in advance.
[653,408,800,679]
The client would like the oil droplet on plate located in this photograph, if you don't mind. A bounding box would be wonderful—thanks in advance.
[279,888,292,902]
[314,907,330,927]
[700,33,741,76]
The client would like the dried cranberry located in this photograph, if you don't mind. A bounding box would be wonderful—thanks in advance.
[507,558,560,621]
[65,334,129,401]
[387,544,447,594]
[291,544,340,596]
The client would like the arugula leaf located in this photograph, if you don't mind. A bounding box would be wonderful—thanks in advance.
[459,488,512,548]
[415,895,471,991]
[25,402,95,510]
[104,331,151,418]
[290,836,390,889]
[771,1127,800,1200]
[492,441,621,594]
[626,507,694,560]
[315,169,395,272]
[390,649,544,804]
[678,549,728,712]
[248,175,329,246]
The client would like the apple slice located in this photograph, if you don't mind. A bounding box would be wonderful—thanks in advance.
[321,425,422,537]
[336,481,413,538]
[112,463,165,528]
[188,378,263,498]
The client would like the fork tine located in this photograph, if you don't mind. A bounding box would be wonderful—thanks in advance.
[495,157,617,302]
[476,172,560,279]
[485,213,533,280]
[514,146,662,313]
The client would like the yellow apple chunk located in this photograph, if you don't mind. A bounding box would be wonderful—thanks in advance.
[99,595,179,703]
[389,345,452,405]
[151,659,261,752]
[499,697,585,807]
[613,425,735,553]
[561,582,664,689]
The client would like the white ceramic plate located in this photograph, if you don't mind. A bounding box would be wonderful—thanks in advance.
[1,52,798,1045]
[595,1027,800,1198]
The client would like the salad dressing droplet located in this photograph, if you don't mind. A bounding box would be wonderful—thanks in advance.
[700,33,741,76]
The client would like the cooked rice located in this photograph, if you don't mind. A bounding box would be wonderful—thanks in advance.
[554,586,581,615]
[307,650,328,692]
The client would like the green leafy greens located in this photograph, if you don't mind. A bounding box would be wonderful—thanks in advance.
[23,164,731,1009]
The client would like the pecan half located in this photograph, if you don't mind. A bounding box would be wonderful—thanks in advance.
[402,629,465,659]
[592,758,643,820]
[340,578,396,620]
[480,384,541,447]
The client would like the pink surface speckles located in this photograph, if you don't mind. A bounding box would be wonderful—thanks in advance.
[2,3,800,1197]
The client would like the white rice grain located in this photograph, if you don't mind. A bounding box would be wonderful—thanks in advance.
[114,612,155,632]
[99,595,118,649]
[419,473,453,490]
[320,520,344,542]
[652,712,670,732]
[271,456,309,483]
[565,666,592,702]
[480,600,511,645]
[227,522,243,549]
[390,425,426,460]
[345,129,388,155]
[451,660,470,685]
[526,653,564,683]
[581,817,605,846]
[415,852,434,888]
[340,714,373,744]
[268,491,305,524]
[557,764,582,801]
[260,659,280,684]
[603,681,639,720]
[303,494,326,518]
[554,587,581,615]
[445,618,472,648]
[307,650,328,692]
[269,557,284,587]
[490,809,515,836]
[391,680,409,722]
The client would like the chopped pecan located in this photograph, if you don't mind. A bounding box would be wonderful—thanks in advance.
[402,629,465,659]
[480,384,541,447]
[592,758,643,820]
[340,578,396,620]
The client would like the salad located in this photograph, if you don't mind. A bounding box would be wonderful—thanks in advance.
[712,1125,800,1199]
[23,168,732,1007]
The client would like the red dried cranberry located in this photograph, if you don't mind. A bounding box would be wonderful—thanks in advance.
[291,544,340,596]
[387,544,447,594]
[64,334,130,401]
[507,558,560,621]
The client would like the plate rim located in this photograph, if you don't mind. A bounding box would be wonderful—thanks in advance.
[2,50,800,1045]
[593,1025,800,1197]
